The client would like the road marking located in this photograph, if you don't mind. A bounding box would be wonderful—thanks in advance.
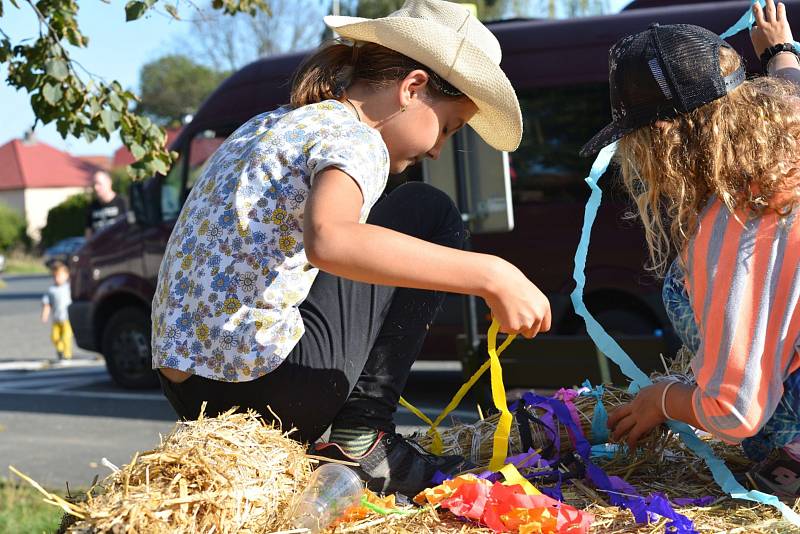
[0,359,104,371]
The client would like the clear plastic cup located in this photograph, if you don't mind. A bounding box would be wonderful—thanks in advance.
[289,463,364,532]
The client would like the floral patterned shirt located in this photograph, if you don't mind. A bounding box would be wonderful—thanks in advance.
[151,100,389,381]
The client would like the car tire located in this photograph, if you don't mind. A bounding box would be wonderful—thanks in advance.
[101,306,158,389]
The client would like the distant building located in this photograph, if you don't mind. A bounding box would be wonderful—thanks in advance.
[0,134,109,241]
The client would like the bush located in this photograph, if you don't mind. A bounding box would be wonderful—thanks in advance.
[0,202,27,251]
[40,193,90,248]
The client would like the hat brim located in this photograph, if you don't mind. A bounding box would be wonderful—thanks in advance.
[579,120,637,157]
[325,15,522,152]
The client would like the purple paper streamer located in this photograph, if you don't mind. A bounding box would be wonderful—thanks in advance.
[523,392,698,533]
[673,496,716,507]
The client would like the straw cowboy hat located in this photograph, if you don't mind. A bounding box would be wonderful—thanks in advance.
[324,0,522,152]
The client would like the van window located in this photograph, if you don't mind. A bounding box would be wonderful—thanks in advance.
[511,84,612,203]
[186,130,226,192]
[161,157,184,221]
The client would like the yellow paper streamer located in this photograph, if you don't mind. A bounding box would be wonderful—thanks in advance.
[400,319,516,469]
[487,319,514,471]
[500,463,541,496]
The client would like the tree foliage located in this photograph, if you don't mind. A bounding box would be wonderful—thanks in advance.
[137,55,228,127]
[177,0,327,72]
[0,201,28,251]
[39,192,90,247]
[0,0,267,180]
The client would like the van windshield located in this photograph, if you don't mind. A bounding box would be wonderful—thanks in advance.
[511,83,617,204]
[160,130,226,221]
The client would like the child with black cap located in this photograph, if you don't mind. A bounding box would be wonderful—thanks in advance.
[585,0,800,498]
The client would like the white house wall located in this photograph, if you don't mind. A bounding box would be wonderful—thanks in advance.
[23,187,88,241]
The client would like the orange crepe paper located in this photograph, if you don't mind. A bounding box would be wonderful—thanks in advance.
[335,489,397,524]
[414,475,593,533]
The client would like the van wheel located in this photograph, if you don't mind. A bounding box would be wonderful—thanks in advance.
[102,307,158,389]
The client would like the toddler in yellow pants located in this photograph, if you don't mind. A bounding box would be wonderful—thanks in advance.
[41,260,73,360]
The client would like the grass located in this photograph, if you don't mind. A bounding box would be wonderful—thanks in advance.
[0,478,64,534]
[3,252,48,275]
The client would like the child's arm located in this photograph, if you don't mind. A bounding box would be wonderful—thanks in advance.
[305,168,551,338]
[751,0,800,84]
[41,302,51,323]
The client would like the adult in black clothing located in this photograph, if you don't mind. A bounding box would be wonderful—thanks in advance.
[85,170,127,237]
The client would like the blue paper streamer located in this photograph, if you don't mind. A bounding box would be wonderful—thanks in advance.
[582,379,610,443]
[571,4,800,524]
[720,1,800,54]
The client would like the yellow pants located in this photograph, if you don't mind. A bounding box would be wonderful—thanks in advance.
[51,321,73,359]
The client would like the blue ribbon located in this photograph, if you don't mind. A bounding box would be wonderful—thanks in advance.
[571,3,800,525]
[581,379,610,443]
[720,0,800,54]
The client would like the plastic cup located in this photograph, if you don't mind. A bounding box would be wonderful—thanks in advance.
[289,463,363,532]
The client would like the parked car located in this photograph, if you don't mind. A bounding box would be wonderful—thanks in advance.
[68,0,776,389]
[44,237,86,267]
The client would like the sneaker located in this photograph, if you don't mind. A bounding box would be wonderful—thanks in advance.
[313,431,469,497]
[745,449,800,498]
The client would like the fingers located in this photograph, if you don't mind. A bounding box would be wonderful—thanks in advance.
[766,0,777,21]
[626,422,653,452]
[753,1,766,27]
[541,305,552,333]
[607,403,632,428]
[611,413,636,442]
[778,1,787,23]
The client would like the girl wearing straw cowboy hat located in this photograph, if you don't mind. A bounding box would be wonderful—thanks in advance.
[152,0,551,496]
[598,0,800,498]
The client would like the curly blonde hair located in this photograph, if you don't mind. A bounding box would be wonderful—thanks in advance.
[616,47,800,276]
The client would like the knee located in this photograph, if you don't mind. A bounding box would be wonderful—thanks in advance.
[389,182,466,246]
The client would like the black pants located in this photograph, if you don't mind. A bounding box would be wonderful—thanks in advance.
[159,182,466,443]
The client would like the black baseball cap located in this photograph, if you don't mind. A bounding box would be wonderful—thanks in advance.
[580,23,746,157]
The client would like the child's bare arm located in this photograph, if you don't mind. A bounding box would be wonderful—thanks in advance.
[305,168,552,338]
[751,0,800,83]
[41,303,51,323]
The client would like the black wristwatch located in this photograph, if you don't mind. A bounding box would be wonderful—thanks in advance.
[760,43,800,72]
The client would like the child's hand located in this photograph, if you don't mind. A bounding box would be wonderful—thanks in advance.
[751,0,794,57]
[483,258,551,339]
[607,382,668,451]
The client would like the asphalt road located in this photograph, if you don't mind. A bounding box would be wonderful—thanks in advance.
[0,274,475,490]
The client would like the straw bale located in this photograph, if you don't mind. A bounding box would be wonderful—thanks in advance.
[415,385,665,466]
[58,408,312,533]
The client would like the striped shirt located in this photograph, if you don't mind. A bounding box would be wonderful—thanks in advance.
[685,198,800,443]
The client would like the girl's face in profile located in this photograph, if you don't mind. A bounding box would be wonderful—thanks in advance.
[376,75,477,174]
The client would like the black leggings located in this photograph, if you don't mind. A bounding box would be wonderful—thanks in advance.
[159,182,466,443]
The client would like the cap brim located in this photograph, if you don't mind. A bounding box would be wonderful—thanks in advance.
[324,15,522,152]
[579,120,636,157]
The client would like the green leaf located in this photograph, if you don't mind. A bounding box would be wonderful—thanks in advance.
[42,83,63,105]
[164,3,180,19]
[56,119,69,138]
[99,108,119,133]
[125,1,148,21]
[150,157,169,175]
[44,59,69,81]
[108,91,125,111]
[130,143,146,160]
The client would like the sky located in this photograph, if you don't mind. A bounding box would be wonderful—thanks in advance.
[0,0,632,158]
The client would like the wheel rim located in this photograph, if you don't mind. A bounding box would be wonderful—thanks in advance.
[111,325,151,378]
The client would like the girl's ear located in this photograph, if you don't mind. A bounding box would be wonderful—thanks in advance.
[399,69,430,108]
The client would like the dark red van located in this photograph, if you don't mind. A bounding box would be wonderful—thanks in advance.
[68,0,773,388]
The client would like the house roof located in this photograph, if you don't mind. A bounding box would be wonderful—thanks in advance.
[0,138,100,191]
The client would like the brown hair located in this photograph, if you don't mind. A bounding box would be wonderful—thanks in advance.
[616,46,800,276]
[290,40,464,107]
[50,260,68,274]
